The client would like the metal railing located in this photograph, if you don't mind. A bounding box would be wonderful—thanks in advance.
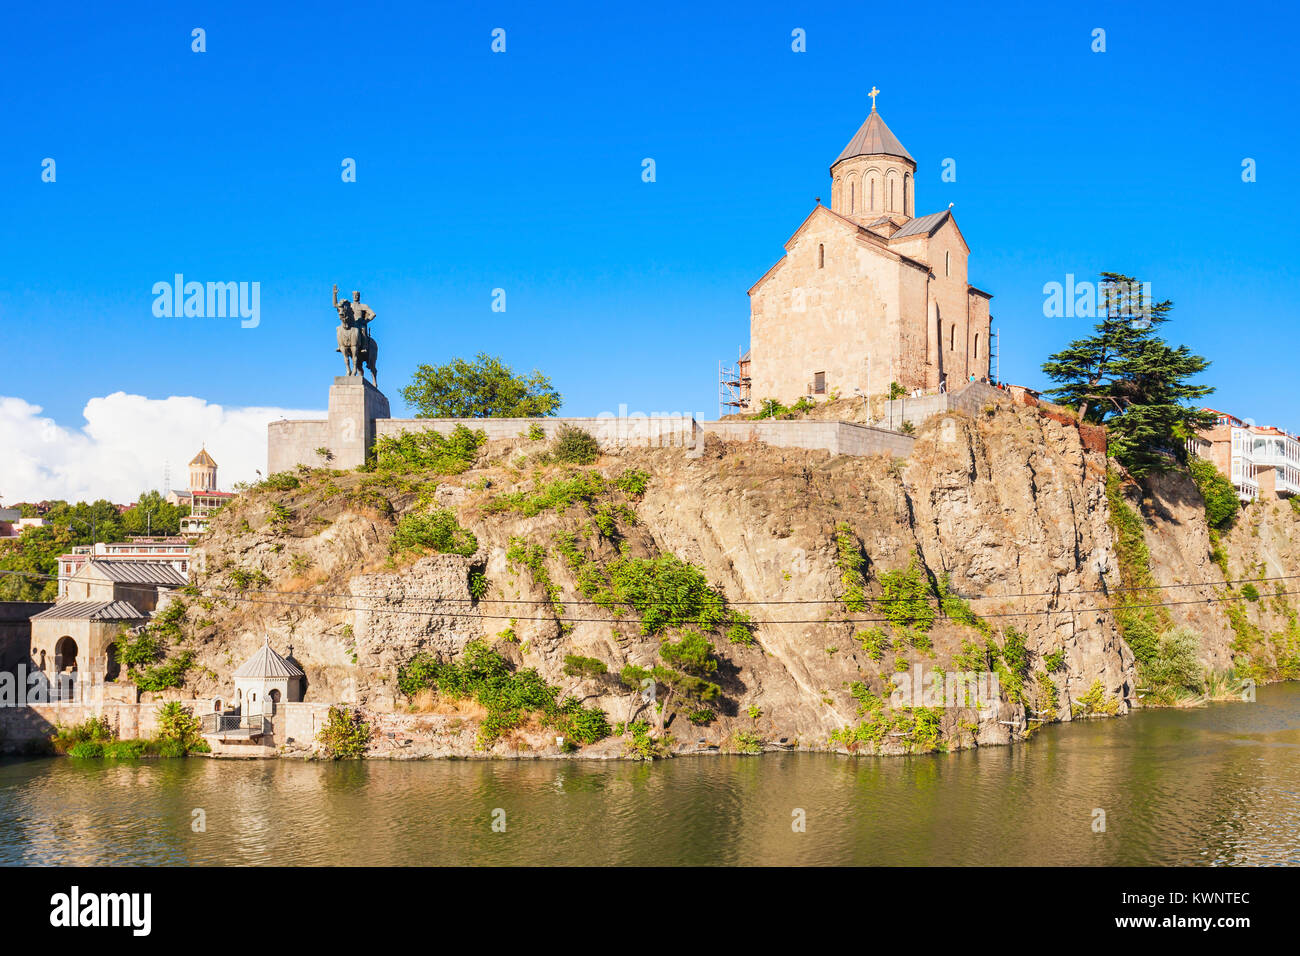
[200,712,270,736]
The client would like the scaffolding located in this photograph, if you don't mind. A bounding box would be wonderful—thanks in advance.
[718,348,751,418]
[989,325,1000,385]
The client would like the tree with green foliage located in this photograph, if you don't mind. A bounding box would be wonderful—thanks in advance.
[401,353,562,418]
[0,498,139,601]
[1041,273,1216,477]
[122,490,190,537]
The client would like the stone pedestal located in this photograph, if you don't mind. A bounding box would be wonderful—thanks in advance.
[327,376,390,470]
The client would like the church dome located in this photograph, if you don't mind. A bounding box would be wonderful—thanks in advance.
[832,108,914,167]
[829,92,916,223]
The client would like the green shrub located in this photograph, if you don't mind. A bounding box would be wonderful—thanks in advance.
[854,627,890,661]
[1188,457,1240,530]
[488,469,608,517]
[752,398,790,420]
[937,575,991,637]
[1141,627,1205,701]
[67,741,105,759]
[115,605,194,691]
[104,740,148,759]
[398,642,610,748]
[595,555,748,640]
[317,706,371,759]
[1043,648,1067,672]
[52,716,114,754]
[259,472,301,491]
[622,720,665,760]
[614,468,650,497]
[228,568,271,591]
[1105,471,1169,665]
[372,424,486,474]
[390,508,478,556]
[1240,582,1260,602]
[155,701,207,754]
[562,654,608,679]
[551,426,600,465]
[834,523,868,612]
[1073,679,1120,717]
[879,556,935,632]
[468,569,488,599]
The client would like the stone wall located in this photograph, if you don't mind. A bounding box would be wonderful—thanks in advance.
[376,415,696,449]
[0,601,50,672]
[697,420,914,458]
[881,381,1008,429]
[267,419,329,475]
[0,697,217,751]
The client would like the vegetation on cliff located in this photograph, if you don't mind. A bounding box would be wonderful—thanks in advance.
[398,640,611,749]
[1042,272,1215,477]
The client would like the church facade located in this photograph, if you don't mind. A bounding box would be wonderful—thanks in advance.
[747,99,993,404]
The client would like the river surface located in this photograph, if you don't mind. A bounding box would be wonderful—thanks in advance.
[2,683,1298,866]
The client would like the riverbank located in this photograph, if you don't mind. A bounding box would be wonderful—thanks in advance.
[4,682,1298,866]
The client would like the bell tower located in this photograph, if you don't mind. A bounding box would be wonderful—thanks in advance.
[189,447,217,493]
[829,88,916,226]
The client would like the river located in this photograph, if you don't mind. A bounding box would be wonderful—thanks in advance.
[2,683,1298,866]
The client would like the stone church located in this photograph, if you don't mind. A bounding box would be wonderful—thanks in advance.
[746,98,993,404]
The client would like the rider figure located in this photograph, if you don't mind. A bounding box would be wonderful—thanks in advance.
[332,284,377,353]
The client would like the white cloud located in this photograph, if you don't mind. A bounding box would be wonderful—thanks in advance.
[0,392,324,505]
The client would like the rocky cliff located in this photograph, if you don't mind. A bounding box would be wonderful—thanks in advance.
[177,400,1298,757]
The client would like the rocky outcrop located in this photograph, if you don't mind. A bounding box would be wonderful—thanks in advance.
[183,402,1297,757]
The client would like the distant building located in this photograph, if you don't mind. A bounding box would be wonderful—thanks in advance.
[57,537,192,599]
[29,559,186,699]
[0,509,48,539]
[167,447,237,536]
[1190,408,1300,501]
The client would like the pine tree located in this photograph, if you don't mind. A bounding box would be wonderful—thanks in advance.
[1041,273,1215,477]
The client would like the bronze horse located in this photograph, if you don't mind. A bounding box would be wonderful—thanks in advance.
[334,299,378,386]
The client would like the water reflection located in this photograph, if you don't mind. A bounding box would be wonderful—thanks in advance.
[1,685,1297,866]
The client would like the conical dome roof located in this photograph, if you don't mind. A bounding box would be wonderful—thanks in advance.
[833,108,914,165]
[232,638,305,679]
[190,447,217,467]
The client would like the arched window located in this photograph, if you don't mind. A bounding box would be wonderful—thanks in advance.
[849,182,855,214]
[870,178,875,209]
[889,179,894,210]
[950,324,955,351]
[945,251,950,277]
[974,332,980,357]
[818,244,825,269]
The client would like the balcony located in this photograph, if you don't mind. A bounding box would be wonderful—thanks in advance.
[200,711,271,741]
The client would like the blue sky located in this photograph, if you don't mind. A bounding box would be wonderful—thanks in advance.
[3,0,1298,442]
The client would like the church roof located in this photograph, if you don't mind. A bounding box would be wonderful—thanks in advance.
[190,448,217,467]
[233,638,306,680]
[833,109,914,166]
[891,209,952,238]
[32,600,147,621]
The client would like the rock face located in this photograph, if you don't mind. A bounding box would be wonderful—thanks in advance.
[184,402,1298,757]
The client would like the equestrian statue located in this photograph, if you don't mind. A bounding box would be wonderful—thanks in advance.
[332,283,379,387]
